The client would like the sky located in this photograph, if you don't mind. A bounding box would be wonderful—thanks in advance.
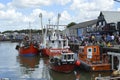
[0,0,120,32]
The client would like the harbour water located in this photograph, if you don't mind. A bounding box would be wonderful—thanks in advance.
[0,42,112,80]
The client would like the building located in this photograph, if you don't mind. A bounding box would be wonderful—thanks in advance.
[67,19,97,37]
[67,11,120,37]
[96,11,120,35]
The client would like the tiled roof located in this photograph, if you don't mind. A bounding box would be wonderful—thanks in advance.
[101,11,120,23]
[69,19,97,29]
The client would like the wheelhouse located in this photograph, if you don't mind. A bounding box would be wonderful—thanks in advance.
[61,52,74,62]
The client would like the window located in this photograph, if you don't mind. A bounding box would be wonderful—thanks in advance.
[68,55,71,60]
[88,49,91,52]
[99,22,101,26]
[103,21,105,26]
[64,55,67,59]
[94,48,96,52]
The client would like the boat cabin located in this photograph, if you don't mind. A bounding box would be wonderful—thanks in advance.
[48,39,69,49]
[79,46,100,63]
[61,52,74,62]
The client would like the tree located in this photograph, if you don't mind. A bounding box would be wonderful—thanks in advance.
[66,22,77,28]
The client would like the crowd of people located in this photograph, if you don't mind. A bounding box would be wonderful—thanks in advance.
[67,34,120,47]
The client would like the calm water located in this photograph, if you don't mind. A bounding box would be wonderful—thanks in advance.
[0,42,112,80]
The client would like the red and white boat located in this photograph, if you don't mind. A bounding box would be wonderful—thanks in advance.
[49,51,80,73]
[40,23,71,57]
[39,14,80,73]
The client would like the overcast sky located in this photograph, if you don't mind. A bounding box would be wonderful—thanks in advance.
[0,0,119,32]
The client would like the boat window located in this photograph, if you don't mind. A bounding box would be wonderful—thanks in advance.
[94,48,96,52]
[59,41,61,44]
[52,41,54,43]
[68,55,71,60]
[64,55,67,59]
[71,54,73,59]
[63,40,66,46]
[88,49,92,52]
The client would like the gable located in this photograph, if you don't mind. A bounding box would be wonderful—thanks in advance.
[101,11,120,23]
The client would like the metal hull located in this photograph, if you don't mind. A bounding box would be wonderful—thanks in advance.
[49,63,75,73]
[41,48,69,57]
[19,44,39,56]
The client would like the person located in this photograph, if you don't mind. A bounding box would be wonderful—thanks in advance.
[107,41,112,47]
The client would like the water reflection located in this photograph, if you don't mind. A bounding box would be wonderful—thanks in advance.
[17,55,50,80]
[17,56,39,79]
[49,70,76,80]
[17,56,40,69]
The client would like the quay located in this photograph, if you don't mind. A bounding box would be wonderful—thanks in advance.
[69,43,120,53]
[95,76,120,80]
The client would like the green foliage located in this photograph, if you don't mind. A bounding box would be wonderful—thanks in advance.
[2,29,42,34]
[66,22,77,28]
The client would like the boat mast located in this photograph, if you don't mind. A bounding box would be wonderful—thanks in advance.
[39,13,43,35]
[56,13,61,34]
[29,22,32,41]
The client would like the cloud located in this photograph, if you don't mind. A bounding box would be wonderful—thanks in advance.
[9,0,71,8]
[71,0,114,11]
[0,0,118,32]
[53,0,71,5]
[11,0,51,8]
[0,3,5,9]
[70,0,114,22]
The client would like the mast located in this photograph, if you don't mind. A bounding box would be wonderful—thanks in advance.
[57,13,61,31]
[29,22,32,41]
[39,13,43,35]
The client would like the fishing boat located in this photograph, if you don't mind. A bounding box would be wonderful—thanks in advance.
[16,23,39,56]
[40,14,80,73]
[49,51,80,73]
[40,14,71,57]
[41,35,70,57]
[16,36,39,56]
[78,45,111,71]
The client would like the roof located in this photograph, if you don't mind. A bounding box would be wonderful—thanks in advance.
[101,11,120,23]
[69,19,97,29]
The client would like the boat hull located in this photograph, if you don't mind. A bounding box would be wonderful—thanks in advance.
[19,44,39,56]
[79,60,111,71]
[41,48,69,57]
[41,48,50,56]
[49,64,75,73]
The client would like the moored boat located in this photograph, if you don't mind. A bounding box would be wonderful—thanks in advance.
[49,51,80,73]
[18,42,39,56]
[16,22,40,56]
[39,14,81,73]
[78,45,111,71]
[16,35,39,56]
